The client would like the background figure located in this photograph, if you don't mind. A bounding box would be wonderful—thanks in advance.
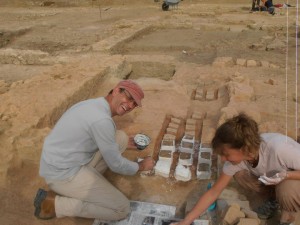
[251,0,275,14]
[34,80,155,221]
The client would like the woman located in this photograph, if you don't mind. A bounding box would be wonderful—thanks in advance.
[172,113,300,225]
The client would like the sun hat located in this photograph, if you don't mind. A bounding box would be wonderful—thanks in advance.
[117,80,144,106]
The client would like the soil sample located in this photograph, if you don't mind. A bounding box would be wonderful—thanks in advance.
[162,139,174,147]
[159,150,172,159]
[201,143,212,148]
[182,142,193,149]
[166,127,177,135]
[198,163,210,172]
[200,151,211,160]
[179,152,191,160]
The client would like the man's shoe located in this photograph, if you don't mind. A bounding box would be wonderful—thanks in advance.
[34,188,56,220]
[254,199,279,219]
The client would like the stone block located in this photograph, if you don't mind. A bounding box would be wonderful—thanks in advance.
[185,124,196,131]
[241,208,259,219]
[236,58,247,66]
[186,118,197,125]
[212,57,234,67]
[171,117,181,124]
[264,78,278,85]
[223,204,245,225]
[260,60,270,67]
[237,218,260,225]
[246,60,258,67]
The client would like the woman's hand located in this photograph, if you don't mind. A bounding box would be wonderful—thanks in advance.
[258,171,287,185]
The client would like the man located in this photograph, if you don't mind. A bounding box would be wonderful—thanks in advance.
[34,80,155,221]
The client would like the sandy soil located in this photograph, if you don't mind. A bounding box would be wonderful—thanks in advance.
[0,0,299,224]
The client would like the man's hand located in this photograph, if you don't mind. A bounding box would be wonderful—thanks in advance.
[128,136,138,149]
[138,156,155,171]
[258,171,287,185]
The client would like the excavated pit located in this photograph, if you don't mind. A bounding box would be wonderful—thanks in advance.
[111,27,286,65]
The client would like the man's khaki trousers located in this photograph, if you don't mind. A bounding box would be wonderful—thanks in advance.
[46,130,130,220]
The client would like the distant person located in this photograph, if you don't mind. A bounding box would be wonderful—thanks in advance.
[34,80,155,221]
[251,0,275,14]
[171,113,300,225]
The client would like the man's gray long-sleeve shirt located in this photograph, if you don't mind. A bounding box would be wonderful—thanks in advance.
[39,97,138,181]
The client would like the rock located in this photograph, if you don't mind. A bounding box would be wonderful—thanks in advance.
[212,57,235,67]
[237,218,260,225]
[260,60,270,67]
[269,63,281,69]
[293,93,300,102]
[241,208,259,219]
[236,58,246,66]
[223,204,246,225]
[265,79,278,85]
[246,60,258,67]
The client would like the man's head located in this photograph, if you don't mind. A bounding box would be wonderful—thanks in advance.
[106,80,144,116]
[116,80,144,107]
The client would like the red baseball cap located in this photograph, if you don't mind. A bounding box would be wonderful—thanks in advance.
[117,80,144,107]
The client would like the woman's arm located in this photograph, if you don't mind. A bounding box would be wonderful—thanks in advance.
[286,170,300,180]
[172,172,232,225]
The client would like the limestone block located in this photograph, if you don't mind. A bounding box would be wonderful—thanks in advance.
[247,24,258,30]
[236,58,247,66]
[269,63,280,69]
[163,134,176,140]
[171,117,181,124]
[169,122,180,129]
[185,124,195,131]
[246,60,258,67]
[195,88,205,100]
[212,57,234,67]
[185,130,195,137]
[260,60,270,67]
[223,204,245,225]
[206,89,217,100]
[166,127,177,135]
[241,208,259,219]
[186,118,197,125]
[237,218,260,225]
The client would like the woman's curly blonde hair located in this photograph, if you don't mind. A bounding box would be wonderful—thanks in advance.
[212,113,261,157]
